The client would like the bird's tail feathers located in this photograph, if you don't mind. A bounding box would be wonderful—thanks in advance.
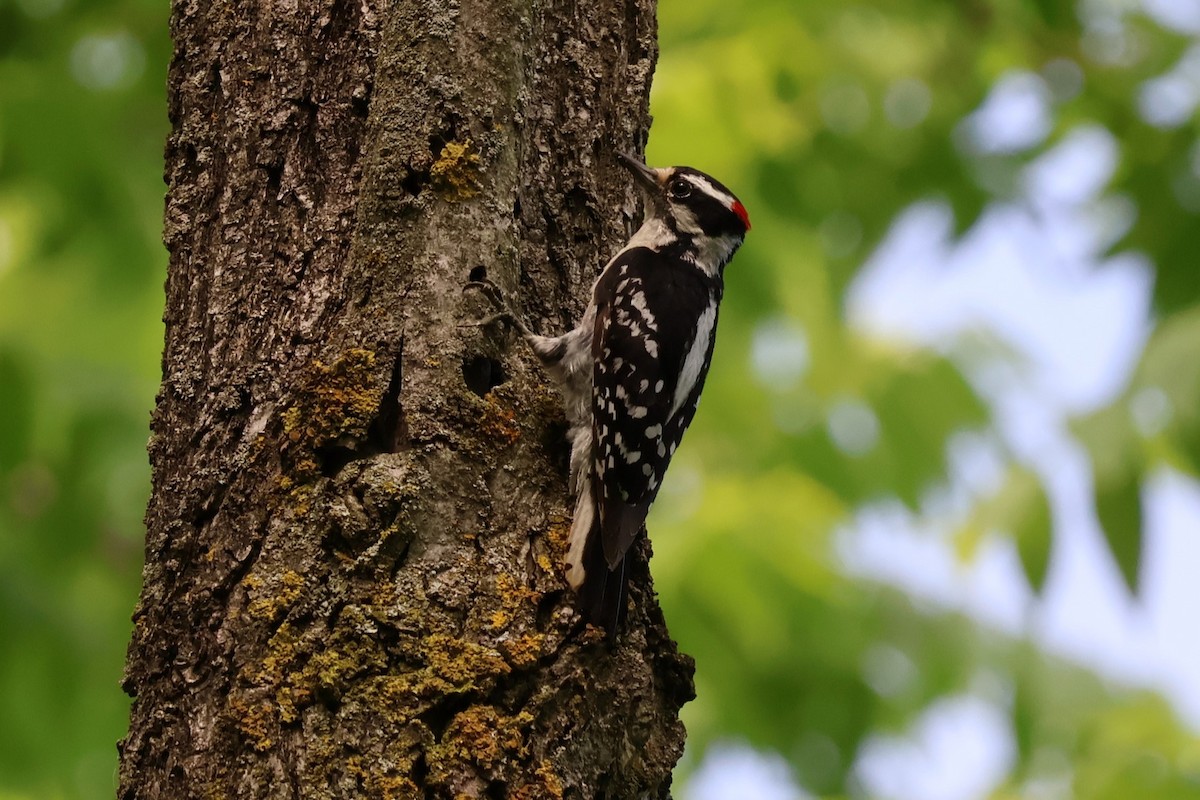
[564,481,627,640]
[578,526,627,641]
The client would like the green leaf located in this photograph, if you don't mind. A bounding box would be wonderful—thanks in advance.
[1094,469,1143,596]
[1011,471,1054,595]
[957,467,1053,593]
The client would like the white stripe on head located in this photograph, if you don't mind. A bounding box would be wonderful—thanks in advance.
[680,173,736,209]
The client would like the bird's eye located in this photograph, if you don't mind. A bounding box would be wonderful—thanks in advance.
[668,179,692,199]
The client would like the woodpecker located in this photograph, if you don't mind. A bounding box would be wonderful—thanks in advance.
[468,153,750,637]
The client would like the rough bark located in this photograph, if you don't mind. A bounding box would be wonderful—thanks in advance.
[119,0,695,797]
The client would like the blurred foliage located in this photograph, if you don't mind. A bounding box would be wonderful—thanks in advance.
[646,0,1200,796]
[3,0,1200,797]
[0,0,168,795]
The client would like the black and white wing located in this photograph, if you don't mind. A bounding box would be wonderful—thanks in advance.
[577,246,722,630]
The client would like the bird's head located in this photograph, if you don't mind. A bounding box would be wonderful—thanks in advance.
[617,153,751,250]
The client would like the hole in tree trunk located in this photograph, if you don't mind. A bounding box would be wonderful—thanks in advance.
[462,355,506,397]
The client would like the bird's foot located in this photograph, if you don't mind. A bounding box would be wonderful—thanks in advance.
[461,278,530,336]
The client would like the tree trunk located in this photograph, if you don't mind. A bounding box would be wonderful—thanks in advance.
[119,0,695,797]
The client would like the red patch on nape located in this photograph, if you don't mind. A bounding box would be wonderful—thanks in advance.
[731,200,751,231]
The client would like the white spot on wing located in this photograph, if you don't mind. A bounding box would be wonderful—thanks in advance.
[629,290,658,332]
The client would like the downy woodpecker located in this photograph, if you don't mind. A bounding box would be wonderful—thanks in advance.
[469,153,750,636]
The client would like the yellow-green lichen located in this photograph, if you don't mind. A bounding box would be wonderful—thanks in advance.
[334,755,421,800]
[423,634,510,689]
[288,483,314,518]
[201,780,231,800]
[225,622,304,741]
[510,761,565,800]
[227,693,277,752]
[354,632,506,726]
[456,705,530,766]
[246,569,305,623]
[303,633,388,698]
[426,705,533,786]
[543,518,570,559]
[501,633,545,669]
[230,606,395,740]
[358,673,425,720]
[487,573,541,634]
[282,348,384,480]
[476,397,521,446]
[283,606,389,712]
[430,140,481,199]
[363,772,420,800]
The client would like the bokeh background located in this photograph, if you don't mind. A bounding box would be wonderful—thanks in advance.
[3,0,1200,797]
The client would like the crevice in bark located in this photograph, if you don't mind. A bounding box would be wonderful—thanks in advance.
[369,343,407,453]
[315,442,362,478]
[419,692,477,740]
[411,752,429,788]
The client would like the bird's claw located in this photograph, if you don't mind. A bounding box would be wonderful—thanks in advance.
[461,278,529,335]
[458,310,515,330]
[463,278,509,312]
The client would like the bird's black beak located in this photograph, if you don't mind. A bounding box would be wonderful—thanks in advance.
[617,152,665,212]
